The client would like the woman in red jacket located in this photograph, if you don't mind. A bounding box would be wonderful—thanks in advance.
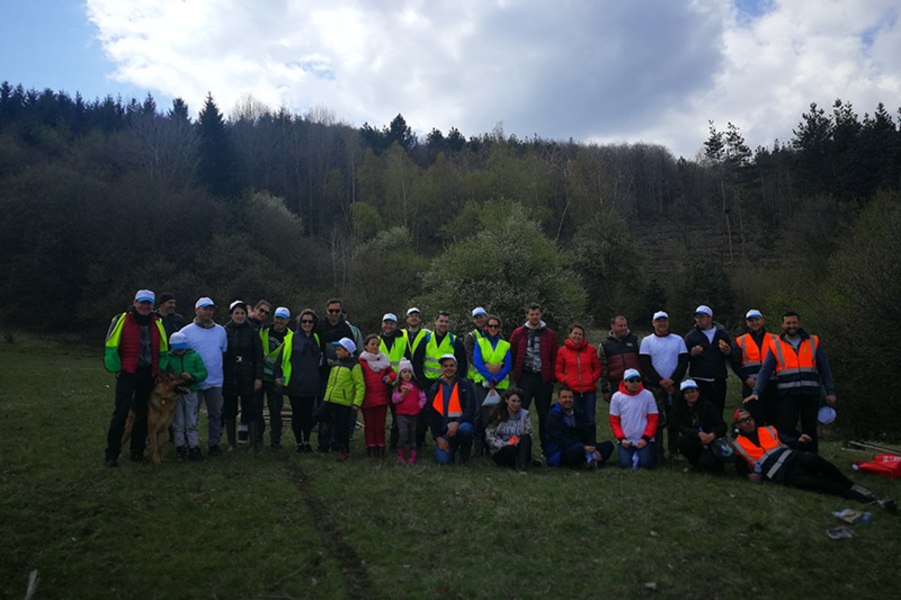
[555,324,602,438]
[359,334,397,458]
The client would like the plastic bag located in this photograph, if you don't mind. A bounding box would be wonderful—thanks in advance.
[482,388,501,406]
[854,452,901,479]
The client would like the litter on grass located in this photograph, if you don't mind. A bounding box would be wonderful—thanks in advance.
[826,526,855,540]
[831,508,873,525]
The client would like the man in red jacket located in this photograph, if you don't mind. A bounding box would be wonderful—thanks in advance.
[509,303,557,457]
[103,289,169,467]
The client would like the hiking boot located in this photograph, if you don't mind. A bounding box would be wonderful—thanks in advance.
[129,451,144,463]
[105,456,119,468]
[208,445,222,457]
[296,444,305,454]
[303,443,313,453]
[176,446,188,461]
[878,499,897,514]
[408,449,418,465]
[187,447,204,461]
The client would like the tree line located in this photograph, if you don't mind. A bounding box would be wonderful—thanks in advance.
[1,82,899,437]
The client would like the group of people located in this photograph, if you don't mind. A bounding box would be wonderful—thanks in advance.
[102,291,894,511]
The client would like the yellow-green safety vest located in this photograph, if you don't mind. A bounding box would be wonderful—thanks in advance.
[472,337,511,389]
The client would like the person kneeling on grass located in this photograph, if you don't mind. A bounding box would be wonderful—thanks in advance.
[485,387,533,472]
[426,354,475,465]
[319,337,364,462]
[609,369,658,470]
[673,379,729,473]
[731,408,896,513]
[168,331,208,461]
[545,387,614,469]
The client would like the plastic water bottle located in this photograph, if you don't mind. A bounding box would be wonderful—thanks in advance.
[754,461,761,474]
[632,451,640,470]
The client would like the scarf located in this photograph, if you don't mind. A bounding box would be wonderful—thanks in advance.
[360,350,391,372]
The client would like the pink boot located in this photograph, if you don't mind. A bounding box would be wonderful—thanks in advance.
[407,449,417,465]
[396,448,406,464]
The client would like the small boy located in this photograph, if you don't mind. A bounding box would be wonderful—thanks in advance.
[320,337,364,461]
[168,331,208,460]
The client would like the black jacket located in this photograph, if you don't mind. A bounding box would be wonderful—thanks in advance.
[223,321,263,396]
[684,323,732,380]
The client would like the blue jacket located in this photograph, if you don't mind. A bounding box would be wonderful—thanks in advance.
[426,376,476,440]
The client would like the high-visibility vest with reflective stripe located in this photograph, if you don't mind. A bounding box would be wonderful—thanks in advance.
[403,328,430,354]
[735,332,778,371]
[423,332,456,380]
[466,329,485,379]
[104,312,169,373]
[472,337,511,389]
[733,426,792,479]
[770,335,820,392]
[280,332,318,387]
[261,327,291,381]
[379,335,409,370]
[432,381,463,418]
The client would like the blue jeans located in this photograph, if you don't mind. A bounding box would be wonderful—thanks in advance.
[172,392,200,448]
[616,441,657,470]
[197,387,223,449]
[434,422,474,464]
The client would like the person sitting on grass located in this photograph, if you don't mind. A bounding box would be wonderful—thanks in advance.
[673,379,728,473]
[731,408,896,512]
[545,387,614,469]
[426,354,475,465]
[319,337,365,462]
[609,368,659,470]
[167,331,208,461]
[485,387,533,472]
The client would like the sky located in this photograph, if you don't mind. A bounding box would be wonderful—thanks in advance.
[1,0,899,158]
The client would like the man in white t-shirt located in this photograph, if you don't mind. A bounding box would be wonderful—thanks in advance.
[638,311,688,462]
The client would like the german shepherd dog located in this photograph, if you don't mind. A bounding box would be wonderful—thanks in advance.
[123,372,184,465]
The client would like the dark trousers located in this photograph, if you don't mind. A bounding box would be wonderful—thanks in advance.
[648,386,677,461]
[782,452,852,496]
[696,378,728,417]
[222,391,262,425]
[777,391,820,453]
[262,382,284,444]
[105,367,153,459]
[743,381,779,426]
[318,402,353,453]
[517,370,554,452]
[492,434,533,470]
[676,434,724,473]
[289,395,316,445]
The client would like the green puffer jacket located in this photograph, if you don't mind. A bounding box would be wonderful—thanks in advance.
[167,349,208,392]
[323,358,365,408]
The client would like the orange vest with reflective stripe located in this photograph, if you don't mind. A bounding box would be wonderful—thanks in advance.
[733,426,783,466]
[770,335,820,392]
[432,381,463,418]
[735,332,777,370]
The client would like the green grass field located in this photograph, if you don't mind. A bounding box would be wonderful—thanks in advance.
[1,338,898,599]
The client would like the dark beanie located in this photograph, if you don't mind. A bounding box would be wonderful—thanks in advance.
[157,292,176,305]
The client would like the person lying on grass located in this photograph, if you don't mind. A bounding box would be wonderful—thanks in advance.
[731,408,896,513]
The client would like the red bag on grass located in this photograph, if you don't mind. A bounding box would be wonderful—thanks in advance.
[854,452,901,479]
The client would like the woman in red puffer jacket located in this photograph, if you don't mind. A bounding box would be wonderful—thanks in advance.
[555,324,602,437]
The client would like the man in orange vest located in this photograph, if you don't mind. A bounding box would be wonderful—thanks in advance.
[732,409,895,512]
[744,311,835,453]
[731,309,779,425]
[426,354,475,465]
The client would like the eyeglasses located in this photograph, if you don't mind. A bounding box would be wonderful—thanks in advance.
[625,378,641,383]
[258,308,270,315]
[327,308,341,314]
[736,417,752,424]
[301,319,314,324]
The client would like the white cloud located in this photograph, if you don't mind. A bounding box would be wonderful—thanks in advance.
[86,0,901,158]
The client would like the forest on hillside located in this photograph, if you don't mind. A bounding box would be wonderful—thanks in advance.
[1,82,899,436]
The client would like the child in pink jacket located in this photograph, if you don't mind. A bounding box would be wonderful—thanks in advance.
[391,359,427,464]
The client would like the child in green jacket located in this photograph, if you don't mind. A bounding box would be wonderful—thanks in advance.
[320,337,365,461]
[168,331,208,460]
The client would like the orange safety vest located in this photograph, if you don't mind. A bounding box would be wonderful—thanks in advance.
[733,426,792,479]
[432,381,463,418]
[770,335,820,392]
[735,332,777,370]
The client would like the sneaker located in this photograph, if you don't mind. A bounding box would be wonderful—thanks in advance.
[296,444,305,454]
[879,499,898,514]
[176,446,187,461]
[129,452,144,463]
[187,447,204,461]
[303,443,313,453]
[208,445,222,457]
[105,457,119,468]
[237,426,249,443]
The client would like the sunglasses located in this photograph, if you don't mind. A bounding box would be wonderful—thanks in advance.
[625,378,641,383]
[301,319,314,324]
[258,308,270,315]
[736,417,752,424]
[327,309,341,314]
[487,324,500,329]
